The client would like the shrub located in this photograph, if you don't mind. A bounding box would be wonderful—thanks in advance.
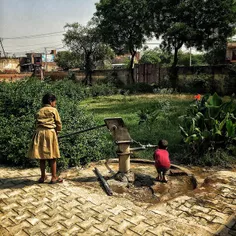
[225,66,236,95]
[179,93,236,165]
[88,82,118,97]
[178,74,212,94]
[181,148,235,167]
[137,100,171,125]
[0,78,112,169]
[153,88,173,94]
[135,98,185,157]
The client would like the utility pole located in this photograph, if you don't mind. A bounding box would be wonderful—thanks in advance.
[189,47,192,67]
[0,38,7,58]
[44,47,47,72]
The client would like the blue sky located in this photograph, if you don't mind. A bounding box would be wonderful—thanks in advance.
[0,0,98,56]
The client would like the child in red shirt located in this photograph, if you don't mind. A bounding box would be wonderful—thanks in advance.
[154,139,170,183]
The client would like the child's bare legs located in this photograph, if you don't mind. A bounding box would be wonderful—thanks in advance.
[50,159,57,182]
[39,160,47,182]
[162,170,168,182]
[157,173,161,181]
[156,167,162,181]
[156,167,169,182]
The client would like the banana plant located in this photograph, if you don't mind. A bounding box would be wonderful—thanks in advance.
[180,93,236,154]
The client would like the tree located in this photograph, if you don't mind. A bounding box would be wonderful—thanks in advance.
[139,49,161,64]
[55,51,82,70]
[95,0,151,83]
[150,0,236,89]
[63,22,114,84]
[92,44,115,70]
[192,0,236,65]
[177,51,206,66]
[149,0,196,88]
[203,42,229,66]
[139,48,172,65]
[140,48,206,66]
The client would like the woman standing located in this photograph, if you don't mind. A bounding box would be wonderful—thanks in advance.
[28,93,63,184]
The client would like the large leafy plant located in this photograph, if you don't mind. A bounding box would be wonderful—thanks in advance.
[180,93,236,156]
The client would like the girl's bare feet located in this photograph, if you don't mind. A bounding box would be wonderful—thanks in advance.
[50,177,63,184]
[38,176,47,183]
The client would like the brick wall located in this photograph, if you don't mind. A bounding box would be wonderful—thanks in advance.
[1,64,235,95]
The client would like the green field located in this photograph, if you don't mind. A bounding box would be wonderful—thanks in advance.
[80,94,193,161]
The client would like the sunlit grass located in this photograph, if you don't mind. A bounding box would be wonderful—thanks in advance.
[80,94,193,160]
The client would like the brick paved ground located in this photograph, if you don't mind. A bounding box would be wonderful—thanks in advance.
[0,166,236,236]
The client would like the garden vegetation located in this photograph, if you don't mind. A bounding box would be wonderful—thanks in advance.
[0,78,235,169]
[0,78,116,170]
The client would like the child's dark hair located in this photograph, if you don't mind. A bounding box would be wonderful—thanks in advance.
[158,139,168,149]
[42,93,56,105]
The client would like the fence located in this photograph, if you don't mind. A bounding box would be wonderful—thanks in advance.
[134,64,236,95]
[134,64,231,84]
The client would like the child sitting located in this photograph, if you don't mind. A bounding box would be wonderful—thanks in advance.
[154,139,170,183]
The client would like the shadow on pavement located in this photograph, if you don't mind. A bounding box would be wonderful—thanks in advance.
[70,176,98,183]
[0,176,38,189]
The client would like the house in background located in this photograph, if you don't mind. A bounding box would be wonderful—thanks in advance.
[20,50,58,72]
[226,42,236,63]
[20,53,42,72]
[42,50,58,71]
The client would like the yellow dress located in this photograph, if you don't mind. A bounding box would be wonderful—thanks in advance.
[28,105,62,159]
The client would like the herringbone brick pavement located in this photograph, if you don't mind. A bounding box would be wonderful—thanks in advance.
[0,166,235,236]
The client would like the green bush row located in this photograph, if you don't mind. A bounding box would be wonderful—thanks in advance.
[0,78,114,169]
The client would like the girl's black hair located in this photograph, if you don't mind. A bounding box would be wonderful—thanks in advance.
[42,93,56,105]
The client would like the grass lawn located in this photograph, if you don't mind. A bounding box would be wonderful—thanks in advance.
[80,94,193,160]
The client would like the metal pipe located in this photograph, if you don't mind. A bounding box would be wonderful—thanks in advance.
[130,147,146,151]
[116,140,133,144]
[130,144,157,151]
[94,167,113,196]
[58,124,106,140]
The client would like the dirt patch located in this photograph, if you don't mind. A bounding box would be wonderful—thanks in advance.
[62,161,236,206]
[63,162,197,204]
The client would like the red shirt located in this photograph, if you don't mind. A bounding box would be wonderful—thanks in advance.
[154,149,170,168]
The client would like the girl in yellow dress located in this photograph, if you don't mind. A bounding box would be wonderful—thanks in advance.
[28,93,63,184]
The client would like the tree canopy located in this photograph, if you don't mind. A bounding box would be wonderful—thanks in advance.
[139,50,161,64]
[93,0,236,85]
[95,0,151,83]
[140,48,206,66]
[63,22,114,84]
[55,51,82,71]
[148,0,236,88]
[150,0,236,58]
[177,51,206,66]
[139,48,172,65]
